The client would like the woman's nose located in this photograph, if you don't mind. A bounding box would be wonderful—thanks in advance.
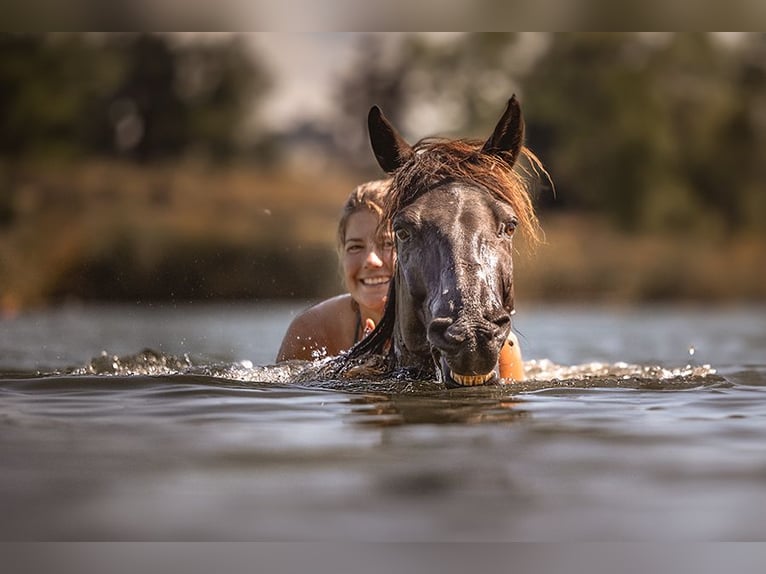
[365,248,384,267]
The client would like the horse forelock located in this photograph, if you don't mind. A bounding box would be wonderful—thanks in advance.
[383,138,543,247]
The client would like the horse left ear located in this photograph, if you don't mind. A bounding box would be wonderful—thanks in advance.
[481,95,525,166]
[368,106,414,174]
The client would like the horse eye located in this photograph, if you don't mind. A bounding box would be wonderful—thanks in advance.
[395,228,411,242]
[500,220,517,237]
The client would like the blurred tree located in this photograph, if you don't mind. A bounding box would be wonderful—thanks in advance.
[0,34,123,159]
[727,33,766,233]
[101,34,187,161]
[396,32,523,136]
[332,33,765,236]
[0,33,271,162]
[0,34,124,228]
[332,33,526,171]
[523,32,764,235]
[175,36,270,160]
[648,33,745,234]
[331,34,411,171]
[522,33,675,229]
[93,34,270,162]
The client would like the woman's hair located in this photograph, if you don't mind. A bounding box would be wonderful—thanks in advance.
[336,179,392,249]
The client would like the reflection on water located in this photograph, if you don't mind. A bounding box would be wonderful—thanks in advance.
[0,303,764,540]
[347,392,528,426]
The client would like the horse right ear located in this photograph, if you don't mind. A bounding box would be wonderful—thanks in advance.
[368,106,414,174]
[481,95,525,166]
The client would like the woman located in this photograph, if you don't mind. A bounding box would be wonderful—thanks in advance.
[276,179,526,381]
[277,179,395,362]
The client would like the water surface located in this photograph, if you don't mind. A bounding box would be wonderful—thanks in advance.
[1,302,764,540]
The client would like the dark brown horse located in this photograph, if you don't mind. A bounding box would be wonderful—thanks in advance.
[335,96,545,388]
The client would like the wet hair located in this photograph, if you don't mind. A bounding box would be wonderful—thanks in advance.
[336,179,392,250]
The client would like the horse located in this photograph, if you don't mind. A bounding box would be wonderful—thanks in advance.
[331,96,545,389]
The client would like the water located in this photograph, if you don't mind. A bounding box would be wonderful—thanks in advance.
[1,302,764,541]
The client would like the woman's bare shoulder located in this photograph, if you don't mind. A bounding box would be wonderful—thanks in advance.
[276,294,355,362]
[304,293,353,315]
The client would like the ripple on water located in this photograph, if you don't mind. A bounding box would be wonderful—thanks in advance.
[50,348,726,397]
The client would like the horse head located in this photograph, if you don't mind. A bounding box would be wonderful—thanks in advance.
[343,96,542,388]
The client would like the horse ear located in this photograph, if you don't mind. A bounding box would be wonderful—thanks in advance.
[481,95,525,166]
[368,106,414,174]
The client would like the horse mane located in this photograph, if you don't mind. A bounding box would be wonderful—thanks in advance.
[384,138,545,247]
[331,280,397,375]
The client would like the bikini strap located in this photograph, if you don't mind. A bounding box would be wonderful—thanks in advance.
[353,304,363,344]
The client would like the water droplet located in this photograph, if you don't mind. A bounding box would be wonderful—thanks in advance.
[689,346,696,356]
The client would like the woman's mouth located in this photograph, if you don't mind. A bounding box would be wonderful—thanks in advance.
[360,277,390,286]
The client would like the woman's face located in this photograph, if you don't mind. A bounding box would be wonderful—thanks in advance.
[342,209,395,316]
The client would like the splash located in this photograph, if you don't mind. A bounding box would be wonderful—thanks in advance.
[68,348,722,393]
[74,349,194,376]
[525,358,716,382]
[69,348,296,385]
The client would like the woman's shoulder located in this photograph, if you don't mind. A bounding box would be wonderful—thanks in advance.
[286,295,348,337]
[305,293,354,314]
[297,294,355,326]
[276,294,356,362]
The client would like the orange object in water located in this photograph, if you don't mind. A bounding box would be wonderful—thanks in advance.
[498,334,525,381]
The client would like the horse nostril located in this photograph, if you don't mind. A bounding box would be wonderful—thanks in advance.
[478,312,511,344]
[429,312,509,357]
[493,313,511,332]
[428,317,461,347]
[429,317,452,332]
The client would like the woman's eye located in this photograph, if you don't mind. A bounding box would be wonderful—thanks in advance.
[382,239,395,250]
[346,244,363,253]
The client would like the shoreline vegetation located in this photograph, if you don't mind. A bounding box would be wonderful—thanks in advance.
[1,159,764,318]
[4,34,765,319]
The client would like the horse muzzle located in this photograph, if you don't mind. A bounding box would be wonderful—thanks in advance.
[433,349,500,388]
[428,317,507,388]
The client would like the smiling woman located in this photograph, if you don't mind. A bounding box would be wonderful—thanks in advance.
[276,179,395,361]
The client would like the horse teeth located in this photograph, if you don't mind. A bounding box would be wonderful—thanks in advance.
[449,370,494,386]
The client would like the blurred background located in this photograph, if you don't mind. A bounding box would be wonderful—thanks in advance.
[1,32,765,316]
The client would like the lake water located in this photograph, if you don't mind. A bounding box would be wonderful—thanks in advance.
[1,302,765,541]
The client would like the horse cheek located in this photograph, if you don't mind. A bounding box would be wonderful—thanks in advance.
[394,270,430,357]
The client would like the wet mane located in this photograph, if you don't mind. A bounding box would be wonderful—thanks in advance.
[384,138,544,246]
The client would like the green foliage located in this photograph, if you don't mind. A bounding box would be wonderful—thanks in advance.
[0,33,270,162]
[334,33,524,169]
[522,33,766,235]
[0,34,117,158]
[5,33,762,236]
[334,33,766,236]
